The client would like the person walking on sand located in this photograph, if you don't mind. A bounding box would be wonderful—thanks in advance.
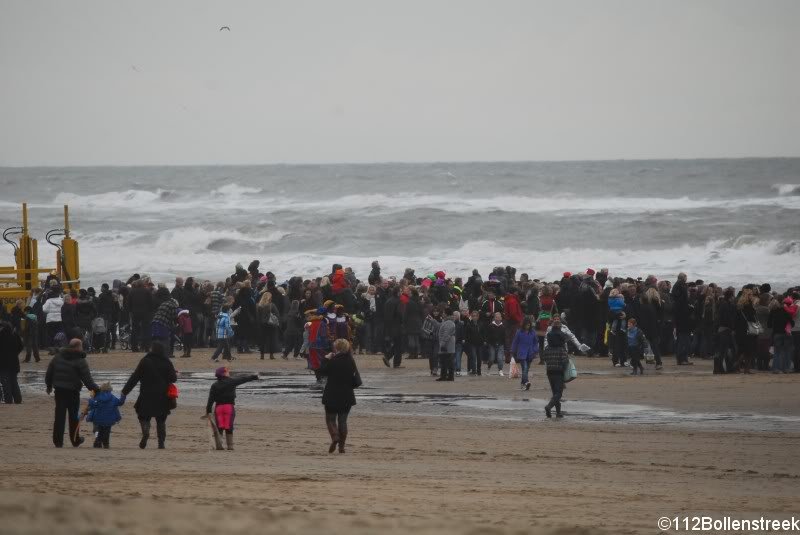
[121,341,177,449]
[318,339,361,454]
[205,366,259,451]
[45,339,100,447]
[542,315,573,418]
[510,317,539,390]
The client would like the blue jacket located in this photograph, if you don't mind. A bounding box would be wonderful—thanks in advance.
[608,295,625,314]
[87,391,125,426]
[511,329,539,361]
[216,312,233,340]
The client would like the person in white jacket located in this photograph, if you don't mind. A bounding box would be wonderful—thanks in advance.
[42,293,65,351]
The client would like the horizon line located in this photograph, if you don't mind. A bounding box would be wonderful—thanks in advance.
[1,155,799,169]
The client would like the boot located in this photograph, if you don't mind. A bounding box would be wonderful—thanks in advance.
[555,402,564,418]
[139,419,150,449]
[326,419,339,454]
[156,419,166,449]
[225,431,234,451]
[338,431,347,454]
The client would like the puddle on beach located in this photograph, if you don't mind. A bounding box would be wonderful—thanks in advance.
[16,370,800,433]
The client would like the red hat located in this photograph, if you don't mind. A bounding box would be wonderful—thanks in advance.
[563,272,571,278]
[586,268,596,276]
[435,271,446,279]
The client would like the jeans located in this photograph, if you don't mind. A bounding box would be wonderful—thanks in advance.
[675,332,692,363]
[139,416,167,448]
[454,343,463,372]
[53,388,81,447]
[545,372,564,413]
[519,359,530,385]
[0,372,22,404]
[773,333,794,373]
[487,344,504,371]
[211,338,233,360]
[464,343,480,374]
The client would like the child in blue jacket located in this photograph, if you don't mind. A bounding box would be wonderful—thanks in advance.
[87,382,125,448]
[511,317,539,390]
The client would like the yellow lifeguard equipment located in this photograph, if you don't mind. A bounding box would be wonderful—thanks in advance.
[1,203,80,312]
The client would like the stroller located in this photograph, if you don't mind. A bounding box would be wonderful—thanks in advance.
[118,324,131,350]
[91,317,108,353]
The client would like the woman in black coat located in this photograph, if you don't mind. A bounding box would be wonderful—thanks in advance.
[0,320,24,404]
[122,341,178,449]
[318,339,361,454]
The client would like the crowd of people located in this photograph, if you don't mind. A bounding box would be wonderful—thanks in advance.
[1,259,798,447]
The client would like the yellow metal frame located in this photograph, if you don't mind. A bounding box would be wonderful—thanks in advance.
[1,203,80,311]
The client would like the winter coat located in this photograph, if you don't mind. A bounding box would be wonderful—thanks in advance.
[61,302,77,330]
[486,321,505,346]
[383,296,403,337]
[75,297,96,330]
[671,280,691,332]
[437,319,456,354]
[480,299,503,324]
[256,302,279,326]
[637,299,662,338]
[503,294,524,325]
[402,298,424,335]
[319,351,360,412]
[216,312,233,339]
[718,299,736,331]
[96,289,119,321]
[464,319,484,346]
[45,348,99,392]
[88,391,125,426]
[122,351,178,419]
[627,326,646,358]
[0,322,23,373]
[511,329,539,361]
[152,299,178,329]
[177,311,192,334]
[128,286,154,317]
[42,296,64,323]
[206,374,259,413]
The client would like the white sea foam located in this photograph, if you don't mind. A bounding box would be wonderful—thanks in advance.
[74,235,800,289]
[48,189,800,215]
[772,183,800,196]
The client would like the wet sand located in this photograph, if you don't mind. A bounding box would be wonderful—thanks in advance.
[2,350,799,534]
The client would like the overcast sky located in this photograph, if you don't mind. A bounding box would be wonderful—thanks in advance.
[0,0,798,166]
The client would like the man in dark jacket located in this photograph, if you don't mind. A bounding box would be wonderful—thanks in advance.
[96,283,120,350]
[45,339,99,447]
[716,288,737,373]
[0,320,24,404]
[128,280,154,352]
[382,287,403,368]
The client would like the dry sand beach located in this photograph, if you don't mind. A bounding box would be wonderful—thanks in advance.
[2,352,799,535]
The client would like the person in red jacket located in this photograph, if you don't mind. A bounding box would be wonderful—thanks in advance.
[503,288,524,363]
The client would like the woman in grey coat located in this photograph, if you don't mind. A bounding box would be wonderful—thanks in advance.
[436,310,457,381]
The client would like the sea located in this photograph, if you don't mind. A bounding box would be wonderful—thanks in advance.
[1,158,799,289]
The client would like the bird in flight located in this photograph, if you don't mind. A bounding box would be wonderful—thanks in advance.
[219,26,230,31]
